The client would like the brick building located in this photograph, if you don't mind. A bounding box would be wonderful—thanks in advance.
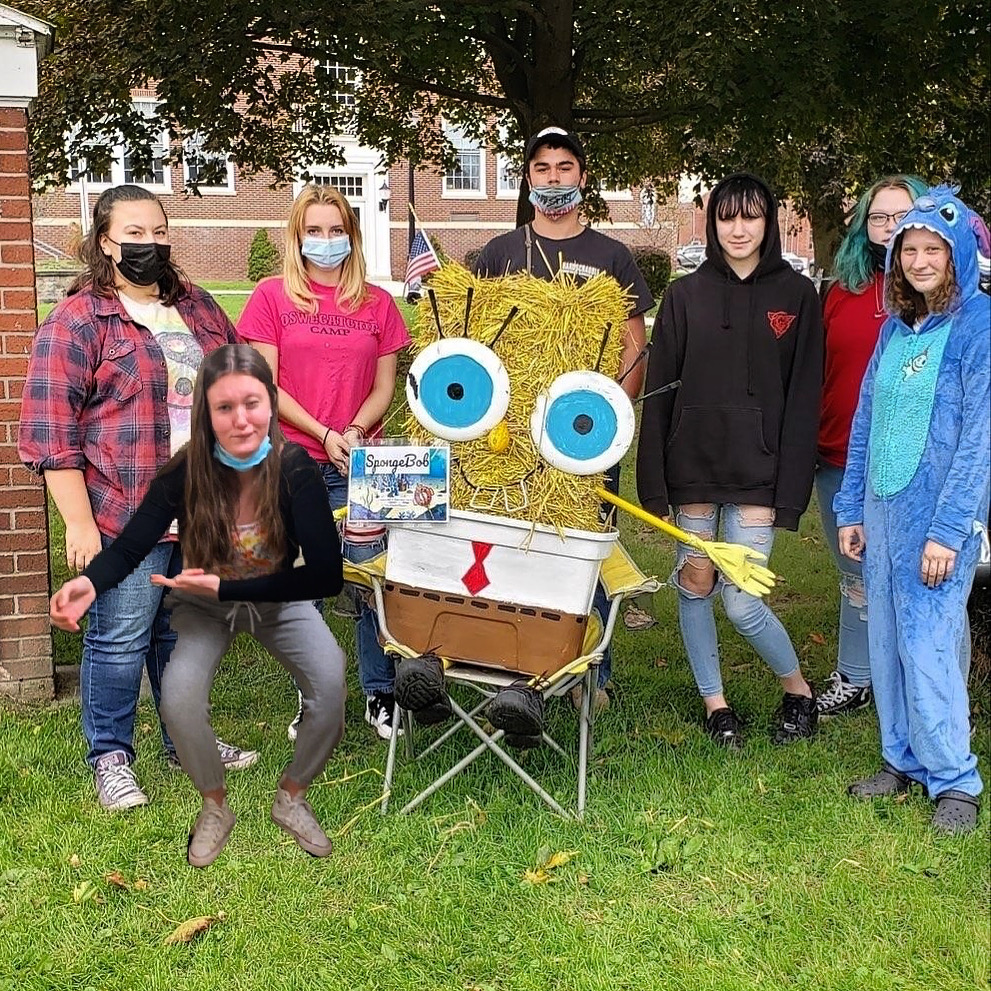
[32,97,813,282]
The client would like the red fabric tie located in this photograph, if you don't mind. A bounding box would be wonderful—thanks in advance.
[462,541,493,596]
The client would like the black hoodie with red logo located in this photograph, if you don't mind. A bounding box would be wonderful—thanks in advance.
[636,174,823,530]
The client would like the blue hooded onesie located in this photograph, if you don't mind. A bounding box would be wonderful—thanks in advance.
[834,187,991,799]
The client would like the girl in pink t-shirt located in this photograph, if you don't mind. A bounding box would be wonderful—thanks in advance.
[238,185,410,740]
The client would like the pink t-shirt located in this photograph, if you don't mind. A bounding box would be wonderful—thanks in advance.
[237,277,410,460]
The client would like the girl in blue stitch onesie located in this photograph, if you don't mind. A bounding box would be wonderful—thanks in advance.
[834,187,991,835]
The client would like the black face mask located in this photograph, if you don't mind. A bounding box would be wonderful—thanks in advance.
[108,239,171,287]
[867,239,888,272]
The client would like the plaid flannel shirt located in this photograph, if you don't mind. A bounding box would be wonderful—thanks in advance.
[19,286,236,538]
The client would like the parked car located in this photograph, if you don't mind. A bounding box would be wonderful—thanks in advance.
[676,242,706,271]
[782,251,810,276]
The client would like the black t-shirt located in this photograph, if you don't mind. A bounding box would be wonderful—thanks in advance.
[473,225,654,316]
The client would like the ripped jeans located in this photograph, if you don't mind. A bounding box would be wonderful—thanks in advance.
[815,462,870,686]
[672,504,800,699]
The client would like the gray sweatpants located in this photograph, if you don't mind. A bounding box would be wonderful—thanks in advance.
[160,594,346,794]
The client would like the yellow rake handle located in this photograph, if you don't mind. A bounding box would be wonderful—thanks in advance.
[595,488,777,597]
[596,488,709,552]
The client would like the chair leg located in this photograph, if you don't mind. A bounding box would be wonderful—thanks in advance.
[577,667,595,819]
[381,698,402,814]
[399,697,574,819]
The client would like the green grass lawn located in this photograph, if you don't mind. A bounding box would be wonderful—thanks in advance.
[13,296,989,991]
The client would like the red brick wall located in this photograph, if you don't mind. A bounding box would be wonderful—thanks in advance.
[0,106,53,700]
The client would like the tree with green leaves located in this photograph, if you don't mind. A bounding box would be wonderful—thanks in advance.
[20,1,989,267]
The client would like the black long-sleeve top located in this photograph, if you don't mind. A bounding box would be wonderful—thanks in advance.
[83,443,344,601]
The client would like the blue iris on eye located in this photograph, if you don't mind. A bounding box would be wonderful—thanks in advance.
[939,203,959,225]
[418,354,495,429]
[544,390,618,460]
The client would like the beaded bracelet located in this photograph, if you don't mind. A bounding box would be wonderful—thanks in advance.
[343,423,367,440]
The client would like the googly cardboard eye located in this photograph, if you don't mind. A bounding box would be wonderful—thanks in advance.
[530,370,635,475]
[406,339,511,441]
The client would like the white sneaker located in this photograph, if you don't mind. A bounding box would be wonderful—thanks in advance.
[287,690,304,742]
[364,692,403,740]
[93,751,148,811]
[215,738,260,770]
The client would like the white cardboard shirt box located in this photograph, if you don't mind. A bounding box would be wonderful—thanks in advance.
[384,508,617,616]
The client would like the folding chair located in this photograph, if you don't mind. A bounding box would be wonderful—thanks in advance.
[344,544,659,820]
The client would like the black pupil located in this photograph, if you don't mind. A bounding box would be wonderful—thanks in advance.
[940,206,954,221]
[447,382,465,401]
[573,414,593,435]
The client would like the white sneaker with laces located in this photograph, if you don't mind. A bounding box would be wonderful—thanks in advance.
[364,692,402,740]
[215,738,260,770]
[816,670,872,717]
[93,751,148,811]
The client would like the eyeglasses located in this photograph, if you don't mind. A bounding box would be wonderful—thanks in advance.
[867,211,908,228]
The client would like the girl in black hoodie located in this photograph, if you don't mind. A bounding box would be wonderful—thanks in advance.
[637,174,823,747]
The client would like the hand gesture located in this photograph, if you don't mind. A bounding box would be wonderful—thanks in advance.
[50,576,97,631]
[838,525,866,562]
[920,540,956,588]
[150,568,221,598]
[65,520,102,572]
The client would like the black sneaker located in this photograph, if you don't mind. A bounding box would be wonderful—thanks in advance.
[816,671,872,717]
[773,685,818,744]
[364,692,403,740]
[705,707,744,749]
[487,684,545,739]
[395,654,450,715]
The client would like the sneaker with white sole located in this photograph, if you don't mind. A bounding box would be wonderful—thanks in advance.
[93,751,148,811]
[287,690,304,742]
[187,797,235,868]
[271,786,333,857]
[364,692,402,740]
[167,738,260,771]
[816,670,872,717]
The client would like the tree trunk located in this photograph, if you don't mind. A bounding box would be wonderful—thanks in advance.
[485,0,576,228]
[807,197,847,277]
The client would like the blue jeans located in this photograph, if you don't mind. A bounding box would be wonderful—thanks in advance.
[672,504,800,698]
[815,461,871,687]
[318,464,395,696]
[81,538,181,766]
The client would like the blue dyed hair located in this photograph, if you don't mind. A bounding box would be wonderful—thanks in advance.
[833,175,929,292]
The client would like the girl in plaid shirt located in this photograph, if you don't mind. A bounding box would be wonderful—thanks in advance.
[20,185,254,811]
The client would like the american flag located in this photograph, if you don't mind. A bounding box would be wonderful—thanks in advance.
[405,228,441,287]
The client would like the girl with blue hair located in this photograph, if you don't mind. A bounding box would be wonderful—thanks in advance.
[815,175,929,717]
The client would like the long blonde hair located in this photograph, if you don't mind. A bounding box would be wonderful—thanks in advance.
[283,185,369,314]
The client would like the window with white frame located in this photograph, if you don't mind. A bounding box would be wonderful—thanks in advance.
[322,61,358,107]
[496,154,520,196]
[443,123,484,196]
[183,134,235,193]
[313,174,364,198]
[69,102,171,191]
[122,101,169,187]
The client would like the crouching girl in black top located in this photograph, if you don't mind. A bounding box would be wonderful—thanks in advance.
[51,344,346,867]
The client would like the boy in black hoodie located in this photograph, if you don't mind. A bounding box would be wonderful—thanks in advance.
[637,173,822,747]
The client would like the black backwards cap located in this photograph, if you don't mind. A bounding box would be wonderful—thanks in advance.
[524,127,587,171]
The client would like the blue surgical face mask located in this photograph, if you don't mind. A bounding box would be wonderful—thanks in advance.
[213,435,272,471]
[529,184,582,218]
[301,234,351,270]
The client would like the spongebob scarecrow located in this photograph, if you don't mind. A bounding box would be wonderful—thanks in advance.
[383,262,640,742]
